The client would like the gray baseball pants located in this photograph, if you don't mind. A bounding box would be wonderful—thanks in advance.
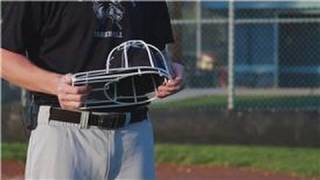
[25,106,155,180]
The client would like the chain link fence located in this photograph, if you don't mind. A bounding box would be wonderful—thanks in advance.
[1,1,320,120]
[166,1,320,110]
[1,1,320,143]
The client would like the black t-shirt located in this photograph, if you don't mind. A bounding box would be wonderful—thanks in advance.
[2,1,173,73]
[2,1,174,111]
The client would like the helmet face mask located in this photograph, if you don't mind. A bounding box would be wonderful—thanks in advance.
[72,40,172,110]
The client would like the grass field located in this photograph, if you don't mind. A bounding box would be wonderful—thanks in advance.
[2,143,27,161]
[152,95,320,109]
[156,144,320,177]
[2,143,320,177]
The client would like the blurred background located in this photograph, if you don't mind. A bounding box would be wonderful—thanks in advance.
[1,1,320,179]
[166,1,320,108]
[2,0,320,145]
[152,1,320,147]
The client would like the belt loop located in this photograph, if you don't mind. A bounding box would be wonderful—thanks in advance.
[80,111,90,129]
[38,105,51,125]
[47,106,51,125]
[124,112,131,126]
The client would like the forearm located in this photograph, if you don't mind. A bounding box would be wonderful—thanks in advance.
[1,48,62,95]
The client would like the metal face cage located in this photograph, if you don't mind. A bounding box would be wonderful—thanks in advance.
[71,40,173,110]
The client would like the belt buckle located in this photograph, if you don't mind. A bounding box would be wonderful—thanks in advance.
[98,115,120,129]
[97,116,105,127]
[97,115,112,128]
[96,114,127,129]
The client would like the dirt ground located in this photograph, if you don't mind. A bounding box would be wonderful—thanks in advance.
[156,163,319,180]
[1,160,319,180]
[2,161,25,180]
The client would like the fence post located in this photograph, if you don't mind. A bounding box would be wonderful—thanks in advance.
[196,0,202,61]
[228,0,235,110]
[21,89,27,107]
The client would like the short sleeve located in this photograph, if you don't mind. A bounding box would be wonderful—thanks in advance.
[1,2,28,54]
[148,2,174,50]
[1,2,42,56]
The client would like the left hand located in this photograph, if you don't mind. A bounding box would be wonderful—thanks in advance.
[157,62,184,99]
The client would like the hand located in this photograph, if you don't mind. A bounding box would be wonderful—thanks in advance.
[56,74,91,110]
[157,62,184,99]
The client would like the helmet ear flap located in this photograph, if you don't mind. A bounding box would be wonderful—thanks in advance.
[72,40,172,110]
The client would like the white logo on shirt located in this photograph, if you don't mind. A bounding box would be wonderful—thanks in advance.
[92,1,125,38]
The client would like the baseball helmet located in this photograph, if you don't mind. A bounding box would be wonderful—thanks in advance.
[72,40,173,110]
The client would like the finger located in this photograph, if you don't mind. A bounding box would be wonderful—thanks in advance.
[62,85,91,95]
[59,94,88,102]
[166,78,183,87]
[157,88,175,97]
[158,89,177,96]
[158,86,176,93]
[62,74,73,85]
[60,101,83,110]
[157,83,184,98]
[158,84,181,92]
[156,91,166,98]
[156,91,171,99]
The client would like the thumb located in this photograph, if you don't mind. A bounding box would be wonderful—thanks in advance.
[62,73,73,85]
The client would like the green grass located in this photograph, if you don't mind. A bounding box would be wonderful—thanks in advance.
[152,95,320,109]
[153,95,227,109]
[2,143,320,177]
[1,143,27,161]
[156,144,320,177]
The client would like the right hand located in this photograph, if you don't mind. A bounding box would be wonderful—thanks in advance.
[56,74,91,110]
